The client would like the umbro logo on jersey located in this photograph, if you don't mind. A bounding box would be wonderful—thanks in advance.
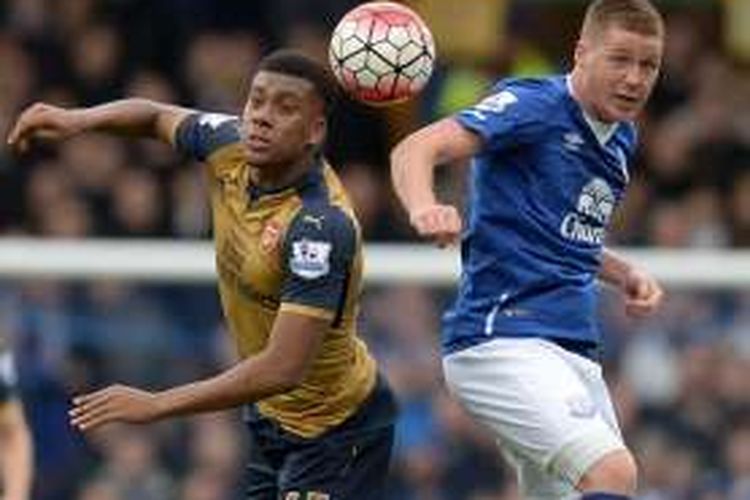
[563,132,585,152]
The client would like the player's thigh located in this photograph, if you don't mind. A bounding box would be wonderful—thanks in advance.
[279,425,394,500]
[504,447,579,500]
[442,338,623,484]
[245,430,281,500]
[586,363,622,438]
[245,406,294,500]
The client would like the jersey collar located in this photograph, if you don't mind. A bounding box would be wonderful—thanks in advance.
[247,156,325,202]
[565,74,619,147]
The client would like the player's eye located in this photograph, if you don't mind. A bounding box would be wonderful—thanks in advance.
[278,101,300,115]
[608,54,630,66]
[640,60,659,72]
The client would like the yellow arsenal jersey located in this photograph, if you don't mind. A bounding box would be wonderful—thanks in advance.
[175,113,377,438]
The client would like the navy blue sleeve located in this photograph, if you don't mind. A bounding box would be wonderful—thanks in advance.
[280,206,357,318]
[455,79,550,153]
[0,351,17,403]
[174,113,242,161]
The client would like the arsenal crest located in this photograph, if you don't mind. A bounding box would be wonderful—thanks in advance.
[260,220,282,253]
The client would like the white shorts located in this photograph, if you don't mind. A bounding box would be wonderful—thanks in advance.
[443,337,625,500]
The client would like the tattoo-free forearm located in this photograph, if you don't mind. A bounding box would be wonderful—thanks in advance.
[152,352,299,419]
[76,98,186,142]
[390,118,481,215]
[598,247,633,288]
[390,135,439,214]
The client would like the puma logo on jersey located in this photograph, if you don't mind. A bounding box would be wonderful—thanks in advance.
[302,214,325,230]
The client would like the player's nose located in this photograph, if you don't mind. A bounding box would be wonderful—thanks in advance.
[250,111,273,129]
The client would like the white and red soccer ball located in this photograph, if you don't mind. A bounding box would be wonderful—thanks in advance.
[329,2,436,105]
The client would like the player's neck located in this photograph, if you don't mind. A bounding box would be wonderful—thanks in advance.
[568,70,614,125]
[249,151,318,192]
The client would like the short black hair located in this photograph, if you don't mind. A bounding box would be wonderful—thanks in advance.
[256,49,338,116]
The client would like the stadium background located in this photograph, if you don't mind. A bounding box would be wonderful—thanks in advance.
[0,0,749,498]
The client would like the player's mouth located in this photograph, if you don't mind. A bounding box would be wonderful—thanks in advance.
[247,135,272,152]
[613,93,641,108]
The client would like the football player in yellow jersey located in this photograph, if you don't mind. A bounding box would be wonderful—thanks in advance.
[0,342,33,500]
[8,50,396,499]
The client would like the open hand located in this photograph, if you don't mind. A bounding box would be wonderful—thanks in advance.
[69,384,162,431]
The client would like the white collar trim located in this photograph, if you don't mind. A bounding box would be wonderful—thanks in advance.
[565,75,618,146]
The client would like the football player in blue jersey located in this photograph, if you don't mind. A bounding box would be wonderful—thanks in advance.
[9,50,396,500]
[0,345,33,500]
[391,1,665,498]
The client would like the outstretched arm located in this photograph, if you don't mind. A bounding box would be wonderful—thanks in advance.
[0,401,33,500]
[6,99,194,154]
[599,247,664,318]
[390,117,481,247]
[69,311,328,431]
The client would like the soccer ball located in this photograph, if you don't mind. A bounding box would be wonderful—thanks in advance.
[329,2,436,105]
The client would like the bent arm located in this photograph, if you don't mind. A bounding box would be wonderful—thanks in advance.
[0,401,33,500]
[152,312,327,416]
[69,310,329,431]
[598,247,633,289]
[390,117,481,215]
[599,247,664,317]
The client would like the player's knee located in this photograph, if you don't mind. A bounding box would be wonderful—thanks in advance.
[577,449,638,495]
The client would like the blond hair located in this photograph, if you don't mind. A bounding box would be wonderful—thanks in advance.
[581,0,664,40]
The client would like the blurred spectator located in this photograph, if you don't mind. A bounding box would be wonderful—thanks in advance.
[68,24,123,104]
[184,33,260,112]
[109,169,165,237]
[83,426,176,500]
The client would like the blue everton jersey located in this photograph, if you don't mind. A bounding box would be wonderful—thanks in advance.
[444,75,637,354]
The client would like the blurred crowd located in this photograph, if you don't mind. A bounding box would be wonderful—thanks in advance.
[0,0,749,499]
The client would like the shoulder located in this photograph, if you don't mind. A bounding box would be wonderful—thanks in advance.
[286,204,357,245]
[283,205,357,280]
[175,113,242,161]
[483,75,565,111]
[463,75,567,128]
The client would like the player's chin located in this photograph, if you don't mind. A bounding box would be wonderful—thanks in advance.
[245,148,277,167]
[607,100,644,121]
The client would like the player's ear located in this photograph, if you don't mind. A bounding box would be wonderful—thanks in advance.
[309,115,326,148]
[573,38,586,67]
